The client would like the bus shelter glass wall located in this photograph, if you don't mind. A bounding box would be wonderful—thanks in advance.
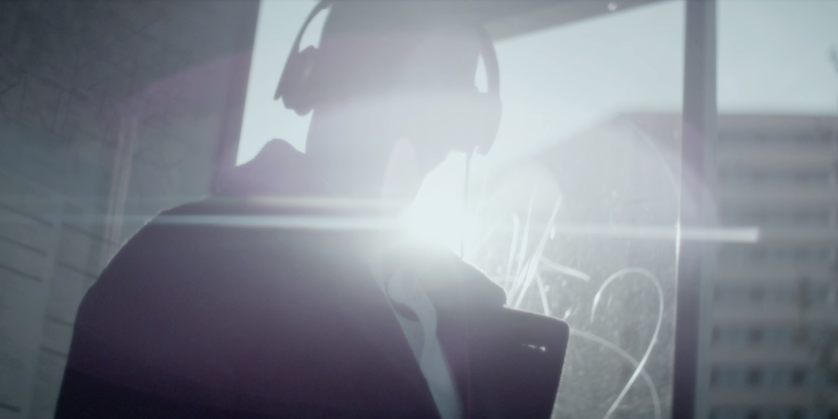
[465,4,685,419]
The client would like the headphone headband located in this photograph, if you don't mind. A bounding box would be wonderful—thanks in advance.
[275,1,502,155]
[275,1,500,103]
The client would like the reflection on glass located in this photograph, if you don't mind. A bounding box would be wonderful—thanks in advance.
[463,114,681,419]
[415,3,686,419]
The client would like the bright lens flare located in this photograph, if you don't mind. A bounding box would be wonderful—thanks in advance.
[401,153,473,252]
[401,200,474,252]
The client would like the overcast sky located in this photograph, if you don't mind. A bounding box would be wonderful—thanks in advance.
[237,0,838,170]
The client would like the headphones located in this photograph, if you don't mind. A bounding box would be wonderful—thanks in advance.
[275,1,502,155]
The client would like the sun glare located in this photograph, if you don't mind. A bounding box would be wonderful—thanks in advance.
[401,152,475,253]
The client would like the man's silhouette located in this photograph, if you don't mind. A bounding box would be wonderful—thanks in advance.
[56,3,566,419]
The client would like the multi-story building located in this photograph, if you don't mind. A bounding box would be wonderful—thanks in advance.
[705,115,838,419]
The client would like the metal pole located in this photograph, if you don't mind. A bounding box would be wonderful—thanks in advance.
[212,0,261,192]
[672,1,717,419]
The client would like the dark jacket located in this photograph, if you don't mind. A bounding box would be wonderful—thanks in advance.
[56,140,533,419]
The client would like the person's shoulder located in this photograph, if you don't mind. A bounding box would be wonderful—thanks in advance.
[107,196,257,267]
[114,197,222,252]
[156,195,252,218]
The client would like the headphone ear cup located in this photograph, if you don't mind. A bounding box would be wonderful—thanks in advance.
[475,94,502,155]
[276,46,319,116]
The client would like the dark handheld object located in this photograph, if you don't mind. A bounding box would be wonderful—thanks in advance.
[275,1,502,155]
[466,308,569,419]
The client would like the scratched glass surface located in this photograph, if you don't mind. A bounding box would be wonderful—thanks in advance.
[461,118,681,419]
[455,4,685,419]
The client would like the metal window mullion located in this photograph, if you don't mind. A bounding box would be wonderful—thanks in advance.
[673,1,718,419]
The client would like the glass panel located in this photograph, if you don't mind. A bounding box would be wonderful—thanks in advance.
[460,4,685,418]
[708,1,838,418]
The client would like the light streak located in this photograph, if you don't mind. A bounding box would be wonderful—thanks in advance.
[492,224,759,243]
[591,268,664,419]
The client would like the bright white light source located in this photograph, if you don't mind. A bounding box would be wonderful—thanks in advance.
[401,199,473,252]
[401,152,473,252]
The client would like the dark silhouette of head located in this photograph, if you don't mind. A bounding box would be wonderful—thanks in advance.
[277,1,500,202]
